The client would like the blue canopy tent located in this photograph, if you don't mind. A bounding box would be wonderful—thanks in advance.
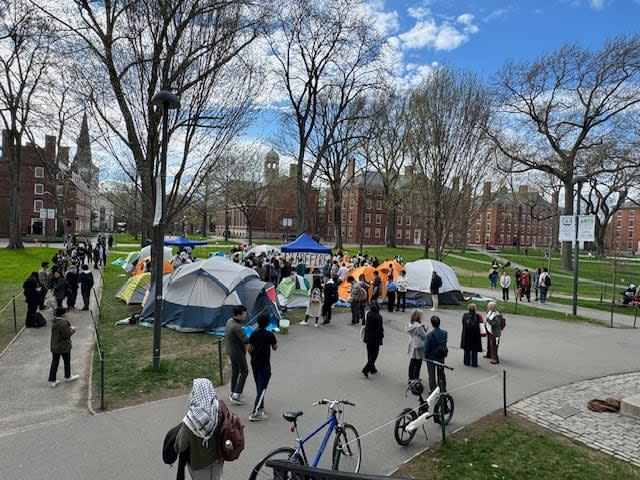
[280,233,331,254]
[164,236,209,248]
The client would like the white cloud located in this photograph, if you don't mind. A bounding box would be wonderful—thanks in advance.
[407,7,431,20]
[589,0,609,9]
[397,12,478,52]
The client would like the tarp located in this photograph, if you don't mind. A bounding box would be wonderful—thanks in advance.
[139,256,281,332]
[116,273,151,305]
[281,233,332,254]
[276,275,310,309]
[403,259,464,305]
[132,256,174,276]
[247,244,281,257]
[164,236,209,248]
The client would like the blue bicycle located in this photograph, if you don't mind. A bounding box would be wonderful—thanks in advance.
[249,399,362,479]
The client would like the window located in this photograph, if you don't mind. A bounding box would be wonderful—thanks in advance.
[485,234,490,244]
[507,214,512,222]
[366,188,372,196]
[34,200,43,212]
[34,167,44,178]
[499,234,504,244]
[397,204,403,213]
[476,224,480,231]
[366,199,372,210]
[364,227,370,238]
[342,199,347,208]
[281,218,293,227]
[500,224,504,232]
[397,215,403,225]
[396,231,402,239]
[486,212,491,220]
[374,228,381,238]
[507,224,511,233]
[475,234,480,243]
[406,217,411,226]
[348,214,353,223]
[486,223,491,232]
[349,199,354,209]
[377,190,382,197]
[341,214,345,223]
[56,185,64,196]
[375,200,382,210]
[375,214,381,224]
[365,213,371,224]
[628,231,634,239]
[34,184,44,195]
[348,227,353,238]
[405,230,411,240]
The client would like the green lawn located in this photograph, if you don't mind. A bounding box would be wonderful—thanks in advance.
[394,411,640,480]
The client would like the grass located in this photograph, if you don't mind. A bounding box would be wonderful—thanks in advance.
[393,411,640,480]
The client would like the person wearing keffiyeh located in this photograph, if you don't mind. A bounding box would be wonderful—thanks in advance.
[175,378,224,480]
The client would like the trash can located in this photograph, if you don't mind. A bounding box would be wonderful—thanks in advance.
[279,319,290,334]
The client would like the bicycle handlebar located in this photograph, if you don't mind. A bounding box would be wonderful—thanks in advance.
[313,399,356,407]
[425,359,454,371]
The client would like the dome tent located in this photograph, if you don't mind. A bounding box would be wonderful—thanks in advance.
[403,259,464,306]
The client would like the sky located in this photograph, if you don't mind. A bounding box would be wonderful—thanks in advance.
[375,0,640,83]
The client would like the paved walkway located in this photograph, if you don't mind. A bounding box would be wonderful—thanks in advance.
[0,250,639,478]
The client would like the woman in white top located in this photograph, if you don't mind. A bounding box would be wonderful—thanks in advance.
[405,310,427,382]
[484,301,501,364]
[500,272,511,301]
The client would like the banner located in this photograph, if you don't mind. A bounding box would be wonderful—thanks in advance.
[558,215,596,242]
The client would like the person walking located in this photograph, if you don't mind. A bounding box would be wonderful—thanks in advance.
[538,268,551,303]
[500,271,511,301]
[423,316,448,393]
[248,313,278,421]
[48,307,79,387]
[321,274,337,325]
[485,301,502,364]
[78,264,94,311]
[385,277,397,313]
[396,269,408,312]
[361,300,384,378]
[405,310,426,382]
[224,305,249,405]
[174,378,224,480]
[429,271,442,311]
[533,267,542,301]
[460,303,483,367]
[301,276,323,327]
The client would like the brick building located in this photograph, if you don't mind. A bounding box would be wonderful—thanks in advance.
[610,203,640,254]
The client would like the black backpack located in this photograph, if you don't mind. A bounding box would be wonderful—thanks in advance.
[26,312,47,328]
[544,275,551,287]
[162,423,182,465]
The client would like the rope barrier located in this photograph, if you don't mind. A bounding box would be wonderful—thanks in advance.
[0,292,22,315]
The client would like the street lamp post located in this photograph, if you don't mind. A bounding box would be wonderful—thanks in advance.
[150,90,180,369]
[571,174,588,316]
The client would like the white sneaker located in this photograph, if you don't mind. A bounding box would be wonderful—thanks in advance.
[249,410,269,421]
[229,394,245,405]
[65,375,80,383]
[299,321,308,325]
[49,380,59,388]
[314,323,319,328]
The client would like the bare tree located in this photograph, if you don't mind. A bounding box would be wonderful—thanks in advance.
[361,89,408,248]
[38,0,263,246]
[0,1,53,248]
[225,151,264,245]
[267,0,383,235]
[488,35,640,270]
[404,67,494,260]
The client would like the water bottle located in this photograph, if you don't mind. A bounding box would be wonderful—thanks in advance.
[224,439,233,451]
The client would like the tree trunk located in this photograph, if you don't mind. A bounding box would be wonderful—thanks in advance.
[385,209,396,247]
[560,180,574,271]
[333,201,343,251]
[594,222,607,258]
[296,171,308,236]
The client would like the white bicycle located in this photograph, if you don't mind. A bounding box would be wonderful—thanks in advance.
[393,360,455,446]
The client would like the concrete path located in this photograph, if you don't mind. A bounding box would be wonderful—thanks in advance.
[1,296,639,479]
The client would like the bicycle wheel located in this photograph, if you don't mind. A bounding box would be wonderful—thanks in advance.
[394,407,418,446]
[332,423,362,473]
[249,447,303,480]
[433,393,454,426]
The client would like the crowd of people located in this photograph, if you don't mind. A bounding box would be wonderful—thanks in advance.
[490,262,552,304]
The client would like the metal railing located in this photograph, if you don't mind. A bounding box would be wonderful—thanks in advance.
[264,460,412,480]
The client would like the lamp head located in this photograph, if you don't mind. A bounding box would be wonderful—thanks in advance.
[571,174,588,185]
[151,91,180,109]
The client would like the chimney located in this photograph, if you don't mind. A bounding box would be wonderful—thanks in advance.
[348,158,355,180]
[58,146,70,168]
[404,165,414,176]
[289,163,298,178]
[482,181,491,201]
[45,135,57,166]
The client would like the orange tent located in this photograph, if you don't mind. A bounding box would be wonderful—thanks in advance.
[337,261,405,302]
[132,256,174,276]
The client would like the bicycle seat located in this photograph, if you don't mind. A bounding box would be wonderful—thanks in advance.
[282,411,304,422]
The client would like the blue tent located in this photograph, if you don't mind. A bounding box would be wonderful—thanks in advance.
[280,233,331,254]
[164,236,208,248]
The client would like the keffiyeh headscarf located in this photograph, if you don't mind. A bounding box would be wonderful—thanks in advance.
[183,378,219,445]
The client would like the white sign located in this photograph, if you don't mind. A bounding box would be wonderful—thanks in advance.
[558,215,596,242]
[578,215,595,241]
[558,215,574,241]
[39,208,55,219]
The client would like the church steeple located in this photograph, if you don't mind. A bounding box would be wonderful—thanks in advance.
[73,112,98,189]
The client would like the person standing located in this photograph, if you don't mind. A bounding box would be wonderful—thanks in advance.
[301,276,323,327]
[361,300,384,378]
[429,271,442,311]
[538,268,551,303]
[175,378,224,480]
[357,274,370,323]
[423,316,448,393]
[371,270,382,301]
[48,307,79,387]
[514,268,522,300]
[396,269,408,312]
[52,270,69,308]
[321,274,337,325]
[224,305,249,405]
[385,277,397,313]
[500,271,511,301]
[533,268,542,301]
[520,269,531,302]
[489,269,498,290]
[248,313,278,421]
[485,301,501,364]
[78,264,94,311]
[348,276,361,325]
[23,272,42,326]
[65,264,79,309]
[405,310,426,382]
[460,304,483,367]
[38,261,52,310]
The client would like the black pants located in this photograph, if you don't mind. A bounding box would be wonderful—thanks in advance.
[67,286,78,308]
[362,344,379,374]
[26,301,39,323]
[81,287,91,309]
[426,361,447,393]
[322,301,332,323]
[48,352,71,381]
[386,291,396,312]
[55,297,64,308]
[251,366,271,414]
[229,354,248,395]
[350,301,360,324]
[463,349,478,367]
[408,358,422,381]
[396,292,407,311]
[502,287,509,301]
[39,289,48,309]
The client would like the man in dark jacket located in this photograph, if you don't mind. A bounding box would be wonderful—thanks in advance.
[65,265,79,309]
[321,274,337,324]
[224,305,249,405]
[361,300,384,378]
[48,307,79,387]
[78,264,94,310]
[23,272,42,325]
[424,315,448,393]
[429,271,442,311]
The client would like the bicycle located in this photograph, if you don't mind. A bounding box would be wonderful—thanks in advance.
[394,359,455,446]
[249,399,362,480]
